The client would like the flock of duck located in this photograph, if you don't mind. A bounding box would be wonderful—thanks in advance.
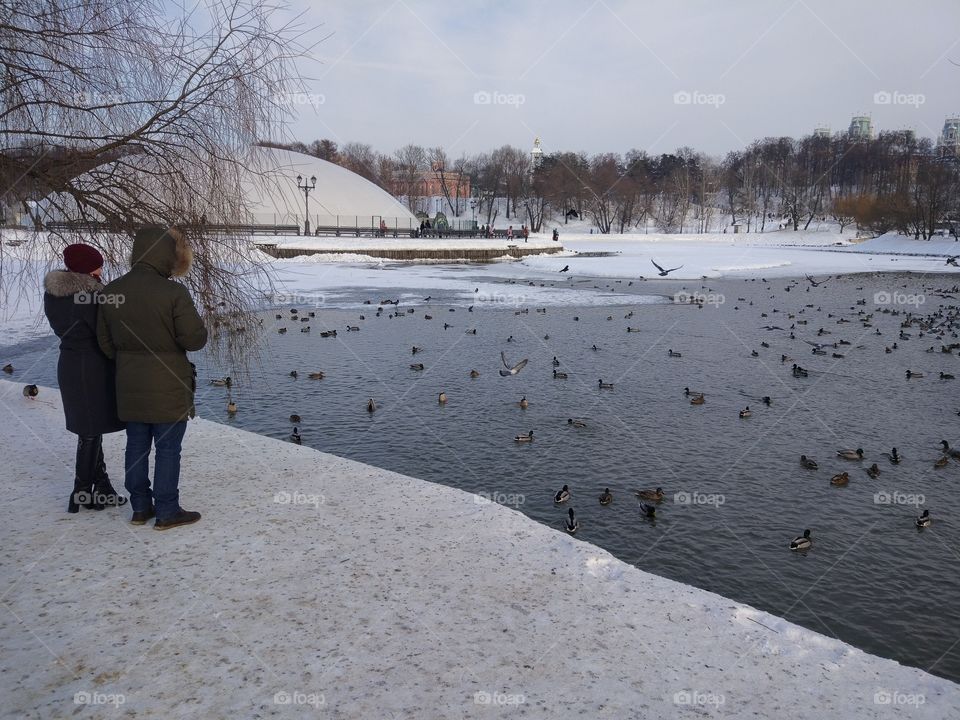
[200,271,958,553]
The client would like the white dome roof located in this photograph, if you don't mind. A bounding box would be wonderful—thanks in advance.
[243,148,415,226]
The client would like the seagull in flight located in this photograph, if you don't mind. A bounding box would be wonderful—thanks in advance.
[805,274,831,287]
[499,351,529,376]
[946,256,959,267]
[651,259,683,277]
[559,265,570,272]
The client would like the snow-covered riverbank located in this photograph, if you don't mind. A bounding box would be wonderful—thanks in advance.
[2,379,958,718]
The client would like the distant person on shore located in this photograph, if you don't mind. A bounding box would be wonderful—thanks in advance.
[552,228,559,242]
[522,225,529,242]
[43,243,127,513]
[507,225,514,241]
[97,227,208,530]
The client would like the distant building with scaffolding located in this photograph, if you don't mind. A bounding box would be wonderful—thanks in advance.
[848,115,874,141]
[939,117,960,159]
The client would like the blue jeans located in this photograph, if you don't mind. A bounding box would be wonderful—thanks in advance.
[124,421,188,520]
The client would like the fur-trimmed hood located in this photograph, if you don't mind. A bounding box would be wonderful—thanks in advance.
[131,227,193,278]
[43,270,104,298]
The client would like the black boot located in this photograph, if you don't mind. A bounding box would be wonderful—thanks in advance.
[67,477,84,513]
[72,436,105,511]
[93,444,127,507]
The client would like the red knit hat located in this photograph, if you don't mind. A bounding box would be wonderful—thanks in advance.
[63,244,104,274]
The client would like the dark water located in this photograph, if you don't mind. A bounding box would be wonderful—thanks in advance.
[7,270,960,682]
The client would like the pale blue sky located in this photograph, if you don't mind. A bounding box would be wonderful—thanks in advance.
[285,0,960,156]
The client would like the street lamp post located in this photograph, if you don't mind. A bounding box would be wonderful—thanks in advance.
[297,174,317,235]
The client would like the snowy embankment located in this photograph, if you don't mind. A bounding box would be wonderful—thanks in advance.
[520,230,960,280]
[2,379,958,719]
[258,233,559,252]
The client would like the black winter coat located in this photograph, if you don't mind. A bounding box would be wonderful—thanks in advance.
[43,270,125,436]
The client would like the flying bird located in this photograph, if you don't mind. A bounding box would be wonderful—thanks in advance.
[559,265,570,272]
[651,259,683,277]
[499,351,528,376]
[805,275,831,287]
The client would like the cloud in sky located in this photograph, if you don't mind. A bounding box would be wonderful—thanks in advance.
[284,0,960,156]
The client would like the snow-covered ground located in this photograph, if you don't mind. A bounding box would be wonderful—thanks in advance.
[2,379,958,719]
[259,234,558,252]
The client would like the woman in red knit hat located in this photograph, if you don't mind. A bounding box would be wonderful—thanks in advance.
[43,243,127,512]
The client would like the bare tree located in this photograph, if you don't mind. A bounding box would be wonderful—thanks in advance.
[338,142,384,187]
[1,0,312,359]
[393,144,427,211]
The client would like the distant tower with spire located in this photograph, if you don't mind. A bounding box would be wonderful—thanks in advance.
[531,137,544,170]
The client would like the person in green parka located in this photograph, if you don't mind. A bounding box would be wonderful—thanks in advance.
[97,226,208,530]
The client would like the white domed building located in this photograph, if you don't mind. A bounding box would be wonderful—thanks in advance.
[244,148,417,233]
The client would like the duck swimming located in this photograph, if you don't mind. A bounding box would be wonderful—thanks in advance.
[866,463,881,479]
[438,392,448,404]
[554,484,570,503]
[916,509,932,528]
[290,427,302,444]
[410,363,425,371]
[515,430,534,443]
[935,455,949,469]
[308,372,325,380]
[553,369,568,379]
[470,369,480,378]
[599,488,613,505]
[800,455,818,470]
[567,418,587,428]
[941,441,960,458]
[289,414,301,424]
[636,487,664,502]
[564,508,579,534]
[883,448,901,464]
[367,398,376,413]
[519,396,529,409]
[790,529,812,551]
[830,472,850,486]
[210,376,232,387]
[638,500,657,518]
[668,349,682,358]
[598,379,614,389]
[226,401,237,414]
[690,394,705,405]
[836,448,864,460]
[739,406,752,418]
[905,370,923,379]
